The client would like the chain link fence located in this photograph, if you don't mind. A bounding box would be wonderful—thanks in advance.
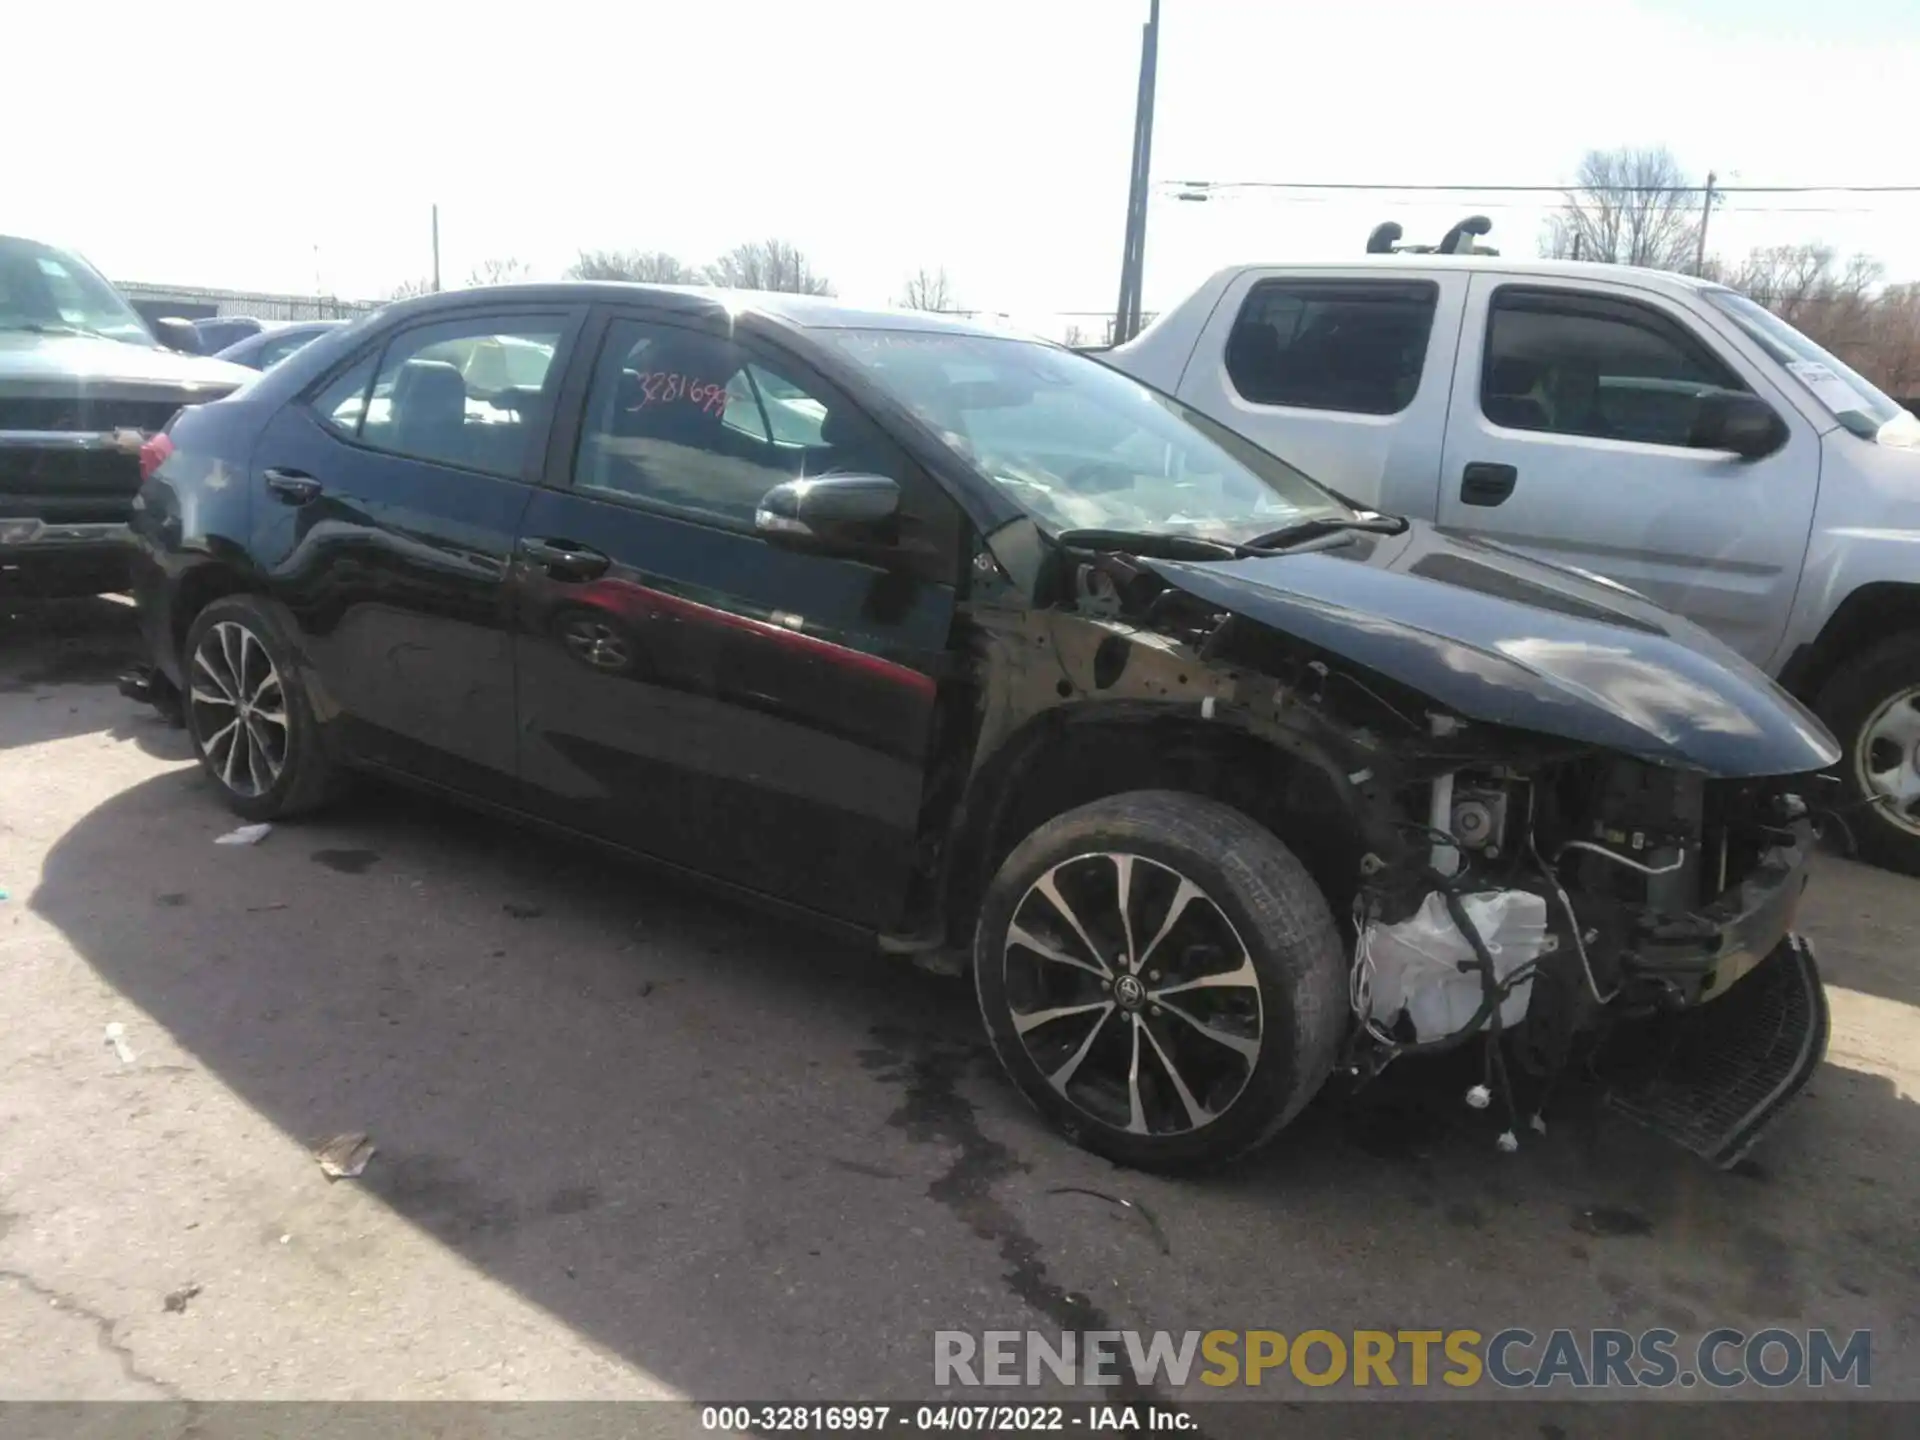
[115,281,379,324]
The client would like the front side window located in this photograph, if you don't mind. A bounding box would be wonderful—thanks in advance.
[329,315,564,477]
[1482,288,1749,448]
[0,234,154,345]
[1224,279,1437,415]
[822,328,1351,543]
[572,319,907,527]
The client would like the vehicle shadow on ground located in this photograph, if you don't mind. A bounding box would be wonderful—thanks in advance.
[0,597,187,756]
[28,769,1920,1407]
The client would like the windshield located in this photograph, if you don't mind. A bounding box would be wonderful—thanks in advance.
[0,235,154,345]
[820,329,1351,542]
[1704,287,1905,441]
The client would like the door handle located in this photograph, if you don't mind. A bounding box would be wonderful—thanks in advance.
[519,537,611,579]
[263,468,322,505]
[1460,462,1517,507]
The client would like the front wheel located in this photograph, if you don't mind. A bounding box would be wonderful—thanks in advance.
[973,791,1347,1172]
[1816,633,1920,877]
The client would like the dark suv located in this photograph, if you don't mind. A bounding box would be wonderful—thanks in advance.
[1,233,253,595]
[126,283,1838,1172]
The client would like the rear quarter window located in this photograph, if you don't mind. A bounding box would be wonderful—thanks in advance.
[1224,279,1439,415]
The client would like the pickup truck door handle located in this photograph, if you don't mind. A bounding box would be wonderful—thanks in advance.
[519,537,611,579]
[1460,462,1517,507]
[262,468,322,505]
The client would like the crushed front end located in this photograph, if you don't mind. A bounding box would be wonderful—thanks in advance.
[1350,750,1826,1168]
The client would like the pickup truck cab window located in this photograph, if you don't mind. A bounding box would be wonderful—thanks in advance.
[1224,279,1438,416]
[1482,287,1748,448]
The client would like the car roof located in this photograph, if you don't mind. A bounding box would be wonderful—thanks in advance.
[1213,252,1729,297]
[381,282,1027,340]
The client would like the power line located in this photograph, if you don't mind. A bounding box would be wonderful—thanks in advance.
[1163,180,1920,195]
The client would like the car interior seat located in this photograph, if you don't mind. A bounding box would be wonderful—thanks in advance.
[388,360,471,466]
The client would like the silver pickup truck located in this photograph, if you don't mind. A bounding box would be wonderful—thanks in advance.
[1103,253,1920,875]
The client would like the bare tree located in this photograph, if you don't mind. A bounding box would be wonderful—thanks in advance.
[1542,147,1702,272]
[899,266,954,311]
[390,277,435,299]
[705,239,834,295]
[467,257,531,287]
[565,249,699,283]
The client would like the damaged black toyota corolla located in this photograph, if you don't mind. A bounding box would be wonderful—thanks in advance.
[123,285,1840,1173]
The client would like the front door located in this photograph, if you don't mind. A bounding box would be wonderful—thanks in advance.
[512,310,963,929]
[1435,275,1820,666]
[249,304,583,800]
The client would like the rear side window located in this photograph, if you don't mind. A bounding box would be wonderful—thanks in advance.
[1481,288,1749,447]
[1224,279,1438,415]
[318,314,565,478]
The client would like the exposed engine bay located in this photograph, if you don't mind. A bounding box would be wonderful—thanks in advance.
[1047,542,1831,1166]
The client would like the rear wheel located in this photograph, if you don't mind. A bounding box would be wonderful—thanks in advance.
[182,594,337,821]
[973,791,1347,1172]
[1816,632,1920,877]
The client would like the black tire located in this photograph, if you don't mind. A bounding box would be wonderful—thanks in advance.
[973,790,1347,1172]
[181,594,338,822]
[1815,632,1920,877]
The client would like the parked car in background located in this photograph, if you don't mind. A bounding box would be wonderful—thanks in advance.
[126,283,1835,1173]
[215,320,344,371]
[1103,247,1920,874]
[193,315,263,354]
[1,232,254,596]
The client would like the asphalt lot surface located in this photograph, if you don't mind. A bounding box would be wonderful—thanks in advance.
[1,596,1916,1422]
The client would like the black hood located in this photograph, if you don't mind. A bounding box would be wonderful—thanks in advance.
[1145,520,1839,777]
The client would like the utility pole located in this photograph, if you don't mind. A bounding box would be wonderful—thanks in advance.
[1112,0,1160,345]
[1694,170,1716,275]
[431,204,442,293]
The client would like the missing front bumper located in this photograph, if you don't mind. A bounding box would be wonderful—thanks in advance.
[1600,934,1829,1169]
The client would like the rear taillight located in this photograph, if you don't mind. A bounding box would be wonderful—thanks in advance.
[138,432,174,482]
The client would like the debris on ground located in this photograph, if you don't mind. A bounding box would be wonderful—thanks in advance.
[503,903,543,920]
[162,1284,201,1314]
[1047,1185,1172,1256]
[103,1022,136,1065]
[245,902,288,913]
[214,823,273,847]
[313,1133,377,1180]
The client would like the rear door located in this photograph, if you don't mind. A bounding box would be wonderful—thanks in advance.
[1173,268,1465,512]
[1435,275,1820,664]
[248,303,585,801]
[511,307,964,929]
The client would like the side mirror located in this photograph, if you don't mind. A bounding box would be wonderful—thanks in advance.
[151,318,202,354]
[1695,392,1786,460]
[755,474,900,550]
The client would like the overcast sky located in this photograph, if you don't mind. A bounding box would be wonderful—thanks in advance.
[5,0,1915,333]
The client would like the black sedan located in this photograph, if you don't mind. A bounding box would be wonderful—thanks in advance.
[126,282,1839,1172]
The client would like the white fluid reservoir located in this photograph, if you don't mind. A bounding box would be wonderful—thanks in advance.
[1364,889,1549,1042]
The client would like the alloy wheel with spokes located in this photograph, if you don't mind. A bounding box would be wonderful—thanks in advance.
[1004,851,1264,1138]
[189,620,289,798]
[975,791,1345,1171]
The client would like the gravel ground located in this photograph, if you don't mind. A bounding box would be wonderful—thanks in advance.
[1,596,1914,1428]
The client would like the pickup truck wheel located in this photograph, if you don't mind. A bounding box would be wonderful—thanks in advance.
[973,791,1346,1172]
[182,594,337,823]
[1817,632,1920,877]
